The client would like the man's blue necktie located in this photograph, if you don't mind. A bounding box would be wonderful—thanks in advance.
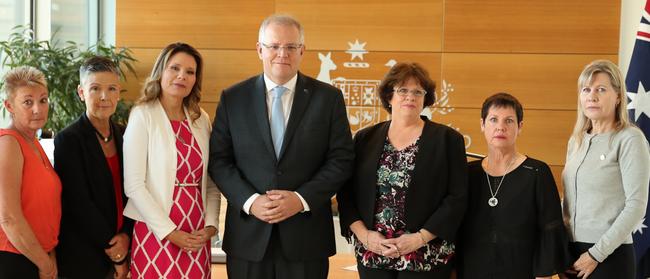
[270,86,287,158]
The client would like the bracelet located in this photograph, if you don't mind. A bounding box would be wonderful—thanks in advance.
[364,231,370,248]
[417,231,427,247]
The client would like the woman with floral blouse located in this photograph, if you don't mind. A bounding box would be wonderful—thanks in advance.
[337,62,468,279]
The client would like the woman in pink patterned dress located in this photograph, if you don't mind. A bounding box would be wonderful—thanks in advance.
[122,42,221,279]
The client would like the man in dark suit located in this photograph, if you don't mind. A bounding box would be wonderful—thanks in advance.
[208,14,354,279]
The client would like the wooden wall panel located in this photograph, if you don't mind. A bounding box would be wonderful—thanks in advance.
[277,0,443,52]
[300,51,441,134]
[444,0,620,54]
[431,108,574,166]
[301,51,442,83]
[121,49,157,101]
[201,102,218,119]
[115,0,621,198]
[116,0,273,49]
[550,165,565,197]
[124,49,443,110]
[441,53,618,110]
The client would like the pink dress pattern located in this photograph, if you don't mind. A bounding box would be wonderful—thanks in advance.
[130,119,210,279]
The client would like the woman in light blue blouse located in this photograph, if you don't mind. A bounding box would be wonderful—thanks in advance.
[562,59,650,279]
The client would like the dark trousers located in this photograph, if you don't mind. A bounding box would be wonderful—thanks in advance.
[565,242,635,279]
[357,262,453,279]
[226,227,329,279]
[0,251,38,279]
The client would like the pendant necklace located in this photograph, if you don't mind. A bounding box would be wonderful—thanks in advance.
[86,113,113,143]
[90,123,113,143]
[93,126,113,143]
[485,156,515,207]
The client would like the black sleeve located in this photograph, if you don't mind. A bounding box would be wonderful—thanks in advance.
[533,162,572,276]
[208,91,261,210]
[336,129,367,241]
[422,129,468,241]
[295,91,355,210]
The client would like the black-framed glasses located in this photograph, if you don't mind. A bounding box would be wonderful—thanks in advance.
[394,87,427,97]
[260,42,303,53]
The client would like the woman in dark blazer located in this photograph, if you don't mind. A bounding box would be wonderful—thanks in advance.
[337,62,468,279]
[54,57,133,279]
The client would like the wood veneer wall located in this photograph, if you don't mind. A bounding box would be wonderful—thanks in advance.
[116,0,621,191]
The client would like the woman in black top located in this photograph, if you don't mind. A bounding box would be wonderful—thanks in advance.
[457,93,571,278]
[54,57,133,278]
[338,62,467,279]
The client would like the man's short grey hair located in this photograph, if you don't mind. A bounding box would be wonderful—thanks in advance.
[258,14,305,44]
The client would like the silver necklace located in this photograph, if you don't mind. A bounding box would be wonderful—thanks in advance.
[484,156,516,207]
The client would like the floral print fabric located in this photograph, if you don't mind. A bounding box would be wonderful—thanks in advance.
[353,137,455,271]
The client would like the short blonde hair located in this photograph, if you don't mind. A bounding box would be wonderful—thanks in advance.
[2,66,48,101]
[570,59,633,150]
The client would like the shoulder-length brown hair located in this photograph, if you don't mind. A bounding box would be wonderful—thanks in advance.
[377,62,436,113]
[137,42,203,123]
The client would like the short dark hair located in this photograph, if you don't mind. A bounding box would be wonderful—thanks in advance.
[79,56,119,85]
[377,62,436,113]
[480,92,524,123]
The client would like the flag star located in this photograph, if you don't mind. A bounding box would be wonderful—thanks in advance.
[627,82,650,121]
[635,218,648,234]
[346,39,368,61]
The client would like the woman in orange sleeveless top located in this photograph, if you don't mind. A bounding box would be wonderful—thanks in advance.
[0,66,61,279]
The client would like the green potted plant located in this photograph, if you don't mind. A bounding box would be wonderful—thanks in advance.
[0,26,137,134]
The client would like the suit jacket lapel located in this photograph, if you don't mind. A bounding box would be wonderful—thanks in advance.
[81,115,112,182]
[80,115,116,224]
[252,75,276,159]
[279,73,311,160]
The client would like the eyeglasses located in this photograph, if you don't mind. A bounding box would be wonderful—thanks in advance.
[394,87,427,97]
[260,42,303,53]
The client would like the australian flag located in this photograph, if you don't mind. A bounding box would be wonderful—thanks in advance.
[628,1,650,278]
